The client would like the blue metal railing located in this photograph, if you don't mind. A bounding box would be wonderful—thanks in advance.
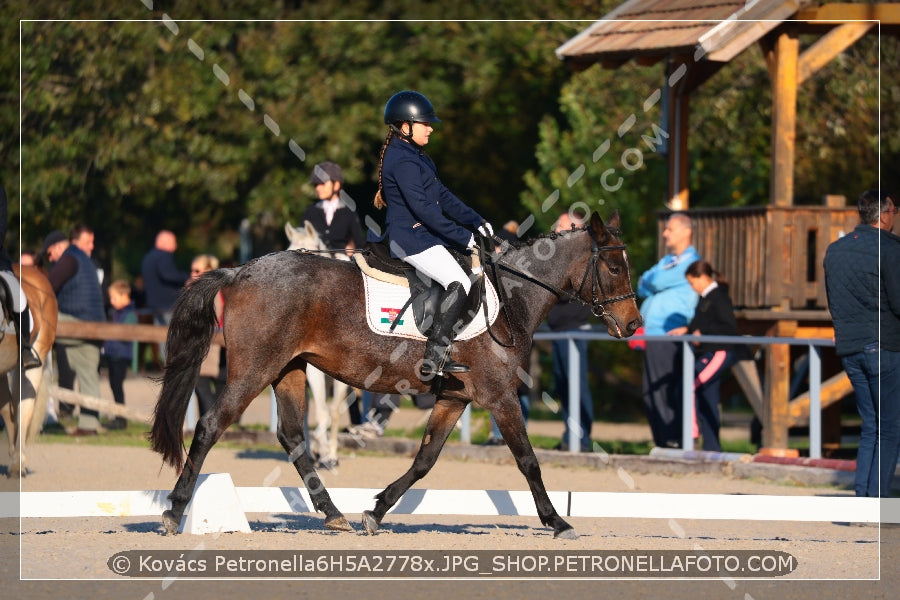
[527,331,835,458]
[227,330,835,458]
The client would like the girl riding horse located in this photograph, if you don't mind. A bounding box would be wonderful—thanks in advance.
[368,90,494,377]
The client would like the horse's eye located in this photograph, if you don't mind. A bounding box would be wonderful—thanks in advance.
[609,265,621,275]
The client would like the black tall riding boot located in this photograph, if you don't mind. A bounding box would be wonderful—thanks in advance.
[420,281,470,377]
[14,307,42,370]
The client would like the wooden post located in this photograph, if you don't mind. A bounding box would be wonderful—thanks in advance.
[769,29,798,208]
[666,58,691,210]
[762,320,796,450]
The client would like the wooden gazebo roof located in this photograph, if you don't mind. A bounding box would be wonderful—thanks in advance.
[557,0,812,68]
[556,1,900,209]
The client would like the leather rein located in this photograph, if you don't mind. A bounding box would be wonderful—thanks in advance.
[476,230,636,347]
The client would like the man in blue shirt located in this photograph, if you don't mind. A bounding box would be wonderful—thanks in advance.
[636,212,700,448]
[825,189,900,497]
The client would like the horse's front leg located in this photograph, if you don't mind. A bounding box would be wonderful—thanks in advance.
[274,369,350,531]
[363,397,467,534]
[494,395,576,539]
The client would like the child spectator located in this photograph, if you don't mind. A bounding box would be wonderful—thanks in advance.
[103,279,137,429]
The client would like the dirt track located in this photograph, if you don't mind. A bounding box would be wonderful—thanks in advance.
[2,441,897,599]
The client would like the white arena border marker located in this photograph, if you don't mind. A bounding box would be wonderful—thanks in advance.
[3,488,894,524]
[179,473,251,534]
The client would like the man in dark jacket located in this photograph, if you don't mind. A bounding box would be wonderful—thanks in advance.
[141,230,188,364]
[45,226,106,435]
[141,231,188,325]
[824,189,900,497]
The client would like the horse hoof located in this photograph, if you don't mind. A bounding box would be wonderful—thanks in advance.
[325,515,353,532]
[554,527,578,540]
[315,458,339,471]
[362,510,380,535]
[162,510,181,535]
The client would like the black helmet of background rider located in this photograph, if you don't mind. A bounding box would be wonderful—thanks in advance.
[383,90,440,145]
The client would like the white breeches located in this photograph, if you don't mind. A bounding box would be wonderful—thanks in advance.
[402,245,472,294]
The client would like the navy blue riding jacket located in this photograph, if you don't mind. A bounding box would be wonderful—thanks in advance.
[368,136,483,258]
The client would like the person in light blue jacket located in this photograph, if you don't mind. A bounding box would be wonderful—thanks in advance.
[636,212,700,448]
[369,90,492,378]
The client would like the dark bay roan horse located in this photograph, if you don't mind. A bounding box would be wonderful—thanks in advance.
[150,210,642,539]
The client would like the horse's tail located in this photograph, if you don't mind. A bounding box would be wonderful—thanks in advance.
[149,268,238,471]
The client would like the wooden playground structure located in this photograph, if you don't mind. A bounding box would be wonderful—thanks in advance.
[557,1,899,450]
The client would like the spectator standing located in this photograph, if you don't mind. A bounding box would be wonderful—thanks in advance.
[824,189,900,498]
[141,230,188,327]
[70,223,103,285]
[636,213,701,448]
[44,226,106,435]
[668,260,741,452]
[103,279,137,430]
[42,230,76,416]
[141,230,188,362]
[549,211,594,452]
[190,254,226,417]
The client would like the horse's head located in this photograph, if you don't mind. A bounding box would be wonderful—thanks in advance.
[285,221,328,253]
[574,210,642,339]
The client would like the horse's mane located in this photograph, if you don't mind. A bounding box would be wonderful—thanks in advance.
[502,223,621,250]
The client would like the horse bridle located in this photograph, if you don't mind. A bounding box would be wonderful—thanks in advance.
[577,235,636,314]
[479,230,636,345]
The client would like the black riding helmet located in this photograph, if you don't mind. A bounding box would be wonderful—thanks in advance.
[384,91,440,144]
[384,90,441,125]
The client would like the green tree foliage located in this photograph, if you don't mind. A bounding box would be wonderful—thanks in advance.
[7,0,596,275]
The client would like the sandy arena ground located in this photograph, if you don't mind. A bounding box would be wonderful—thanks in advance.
[1,441,897,600]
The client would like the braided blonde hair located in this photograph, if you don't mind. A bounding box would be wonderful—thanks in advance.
[373,129,394,210]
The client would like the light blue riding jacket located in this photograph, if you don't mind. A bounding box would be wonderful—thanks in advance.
[637,245,701,335]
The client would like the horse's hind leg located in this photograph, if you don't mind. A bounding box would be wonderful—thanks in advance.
[273,368,351,531]
[363,397,466,534]
[493,395,576,539]
[163,378,263,534]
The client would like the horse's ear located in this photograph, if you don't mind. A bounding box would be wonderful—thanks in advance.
[304,221,318,239]
[607,209,621,230]
[590,210,621,241]
[285,222,296,242]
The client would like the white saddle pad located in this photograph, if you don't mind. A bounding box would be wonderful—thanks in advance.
[362,272,500,341]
